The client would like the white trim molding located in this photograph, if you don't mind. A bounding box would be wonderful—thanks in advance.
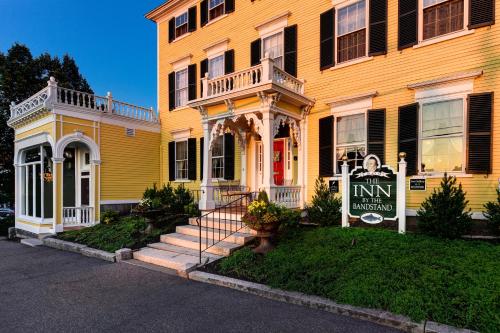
[170,54,193,71]
[14,132,55,165]
[408,70,483,90]
[204,38,230,58]
[100,199,141,205]
[171,127,192,141]
[54,131,100,162]
[255,11,291,36]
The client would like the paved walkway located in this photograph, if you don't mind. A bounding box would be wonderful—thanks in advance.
[0,240,402,333]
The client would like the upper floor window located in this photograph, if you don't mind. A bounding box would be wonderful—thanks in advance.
[420,99,464,173]
[423,0,464,40]
[175,69,188,108]
[262,32,284,69]
[337,0,367,63]
[175,12,189,38]
[208,55,224,79]
[209,0,225,21]
[335,113,366,173]
[175,140,188,180]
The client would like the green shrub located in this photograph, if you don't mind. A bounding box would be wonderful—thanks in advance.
[306,177,341,226]
[417,174,472,239]
[484,189,500,236]
[100,210,120,225]
[139,183,194,215]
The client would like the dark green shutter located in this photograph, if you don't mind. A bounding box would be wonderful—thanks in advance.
[398,103,419,175]
[469,0,495,28]
[369,0,387,56]
[320,9,335,70]
[200,0,208,26]
[319,116,334,177]
[200,137,204,180]
[284,25,298,77]
[224,133,235,180]
[188,6,197,32]
[398,0,418,50]
[367,109,386,164]
[168,18,175,43]
[250,39,261,66]
[467,92,493,174]
[224,50,235,74]
[188,138,197,180]
[188,64,196,101]
[168,141,175,181]
[168,72,175,111]
[225,0,235,13]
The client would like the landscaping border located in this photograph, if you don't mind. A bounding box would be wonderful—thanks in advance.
[42,237,121,263]
[188,271,478,333]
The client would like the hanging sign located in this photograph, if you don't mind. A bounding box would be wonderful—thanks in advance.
[329,180,339,193]
[348,154,398,223]
[409,178,426,191]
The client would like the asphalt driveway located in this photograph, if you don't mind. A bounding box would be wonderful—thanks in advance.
[0,239,402,333]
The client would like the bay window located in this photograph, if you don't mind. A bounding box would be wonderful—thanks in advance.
[337,0,367,63]
[209,0,225,20]
[208,55,224,79]
[335,113,367,172]
[175,68,188,108]
[262,32,284,69]
[175,12,189,38]
[420,99,464,173]
[423,0,464,40]
[212,136,224,179]
[175,141,188,180]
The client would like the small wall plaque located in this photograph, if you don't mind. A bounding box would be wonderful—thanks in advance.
[329,180,339,193]
[409,178,426,191]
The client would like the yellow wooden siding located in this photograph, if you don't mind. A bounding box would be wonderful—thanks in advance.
[154,0,499,212]
[100,123,160,201]
[14,119,54,141]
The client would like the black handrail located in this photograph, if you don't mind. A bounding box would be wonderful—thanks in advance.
[196,192,257,264]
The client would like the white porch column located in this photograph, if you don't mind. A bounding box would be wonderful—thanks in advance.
[261,110,275,200]
[200,120,215,210]
[240,141,247,189]
[52,158,64,233]
[297,119,306,209]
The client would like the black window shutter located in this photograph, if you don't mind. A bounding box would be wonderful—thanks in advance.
[224,133,235,180]
[467,92,493,174]
[200,137,204,180]
[188,138,197,180]
[320,9,335,70]
[369,0,387,56]
[225,0,235,14]
[368,109,386,164]
[200,0,208,27]
[224,50,235,74]
[168,141,175,181]
[284,25,298,77]
[469,0,495,29]
[188,6,197,32]
[188,64,197,101]
[200,58,208,96]
[169,18,175,43]
[319,116,334,177]
[398,0,418,50]
[398,103,419,175]
[168,71,176,111]
[251,39,262,66]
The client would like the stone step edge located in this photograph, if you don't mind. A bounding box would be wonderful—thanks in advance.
[176,225,255,242]
[147,242,222,260]
[188,271,478,333]
[161,234,241,256]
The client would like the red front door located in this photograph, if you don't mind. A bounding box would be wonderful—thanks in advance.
[273,140,285,186]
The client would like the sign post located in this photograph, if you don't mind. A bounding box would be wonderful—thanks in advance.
[341,156,349,228]
[397,153,407,234]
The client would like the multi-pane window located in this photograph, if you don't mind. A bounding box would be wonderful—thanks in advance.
[175,69,188,108]
[423,0,464,40]
[262,32,283,68]
[336,113,366,172]
[175,141,188,180]
[212,136,224,179]
[209,55,224,79]
[175,12,189,38]
[209,0,225,20]
[421,99,464,173]
[337,0,367,63]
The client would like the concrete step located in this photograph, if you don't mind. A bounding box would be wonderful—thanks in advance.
[133,247,203,273]
[20,238,44,247]
[188,217,257,235]
[200,210,244,221]
[147,242,223,261]
[176,225,254,245]
[160,233,243,257]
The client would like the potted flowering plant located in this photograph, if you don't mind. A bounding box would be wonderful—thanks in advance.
[242,191,284,254]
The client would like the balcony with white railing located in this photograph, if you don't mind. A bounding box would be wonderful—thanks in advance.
[189,55,314,109]
[8,77,159,127]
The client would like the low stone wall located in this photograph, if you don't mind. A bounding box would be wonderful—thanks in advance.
[42,238,116,262]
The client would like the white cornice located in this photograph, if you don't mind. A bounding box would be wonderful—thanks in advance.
[407,70,483,89]
[254,11,291,31]
[324,91,378,106]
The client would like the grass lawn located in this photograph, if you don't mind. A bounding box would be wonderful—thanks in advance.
[215,227,500,332]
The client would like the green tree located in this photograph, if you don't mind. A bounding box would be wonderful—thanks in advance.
[306,177,342,226]
[0,43,92,205]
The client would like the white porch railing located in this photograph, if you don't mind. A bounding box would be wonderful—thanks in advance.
[8,77,158,125]
[63,207,94,227]
[201,56,305,99]
[273,186,301,208]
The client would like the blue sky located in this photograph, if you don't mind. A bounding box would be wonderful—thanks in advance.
[0,0,163,109]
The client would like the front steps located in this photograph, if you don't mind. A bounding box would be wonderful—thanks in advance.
[133,212,255,274]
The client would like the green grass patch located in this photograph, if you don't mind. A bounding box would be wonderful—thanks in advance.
[57,216,183,253]
[216,227,500,332]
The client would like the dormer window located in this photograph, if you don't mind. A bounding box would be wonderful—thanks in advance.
[175,12,189,38]
[209,0,225,20]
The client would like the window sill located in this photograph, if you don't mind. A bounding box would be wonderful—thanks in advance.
[172,32,192,43]
[330,56,374,71]
[413,29,475,49]
[173,179,192,183]
[171,105,192,112]
[413,173,473,179]
[204,14,229,27]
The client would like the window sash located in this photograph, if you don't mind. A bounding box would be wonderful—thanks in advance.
[209,0,224,9]
[175,69,188,107]
[262,32,284,69]
[209,0,225,20]
[421,99,464,138]
[208,55,225,79]
[175,12,188,27]
[175,141,188,180]
[337,0,366,37]
[423,0,450,8]
[211,136,224,179]
[423,0,464,40]
[334,113,367,174]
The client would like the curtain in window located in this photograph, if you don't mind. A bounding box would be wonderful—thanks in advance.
[337,113,366,145]
[338,0,366,36]
[175,69,188,107]
[263,33,283,68]
[209,55,224,79]
[175,141,188,179]
[422,99,463,137]
[212,136,224,179]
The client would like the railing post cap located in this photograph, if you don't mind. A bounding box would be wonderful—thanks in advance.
[107,91,112,97]
[47,76,57,86]
[10,101,15,106]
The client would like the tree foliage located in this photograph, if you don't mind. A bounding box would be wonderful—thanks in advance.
[0,43,92,204]
[306,177,342,226]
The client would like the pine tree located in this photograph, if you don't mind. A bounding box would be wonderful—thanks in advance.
[307,177,342,226]
[417,174,472,238]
